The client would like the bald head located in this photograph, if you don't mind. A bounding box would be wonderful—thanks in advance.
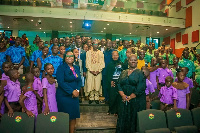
[112,50,119,61]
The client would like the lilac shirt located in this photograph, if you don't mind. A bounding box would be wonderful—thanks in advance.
[158,85,177,104]
[42,78,58,112]
[175,77,194,89]
[24,90,38,116]
[157,68,173,84]
[4,79,21,102]
[177,86,190,109]
[1,73,9,80]
[150,69,158,89]
[33,76,43,97]
[145,79,155,95]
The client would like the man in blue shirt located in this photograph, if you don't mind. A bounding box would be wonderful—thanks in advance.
[6,37,25,74]
[102,40,114,103]
[42,45,62,78]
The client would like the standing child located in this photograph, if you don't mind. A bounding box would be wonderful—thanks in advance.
[73,48,84,103]
[171,57,179,81]
[172,72,190,109]
[1,62,12,80]
[0,39,7,70]
[168,48,176,68]
[137,50,146,70]
[4,69,21,117]
[31,67,43,114]
[37,46,49,79]
[157,59,173,90]
[142,66,155,109]
[19,73,41,117]
[58,45,66,59]
[158,76,178,111]
[42,63,58,115]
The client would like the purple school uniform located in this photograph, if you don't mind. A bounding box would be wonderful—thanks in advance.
[150,69,158,89]
[24,90,38,116]
[175,77,194,89]
[33,76,43,97]
[158,85,177,104]
[0,79,5,114]
[177,86,190,109]
[42,78,58,112]
[4,79,21,102]
[157,68,173,84]
[145,79,155,95]
[1,73,9,80]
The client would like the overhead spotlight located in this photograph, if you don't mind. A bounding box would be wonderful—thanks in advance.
[82,20,92,30]
[157,32,159,33]
[130,33,131,34]
[101,31,103,32]
[107,24,109,25]
[70,21,72,23]
[166,29,168,30]
[38,19,42,24]
[39,28,41,29]
[104,28,106,29]
[120,38,121,39]
[31,20,33,21]
[44,32,45,33]
[8,27,9,28]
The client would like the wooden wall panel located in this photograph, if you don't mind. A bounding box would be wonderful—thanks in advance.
[185,6,192,28]
[182,34,188,44]
[192,30,199,42]
[160,0,166,10]
[176,0,181,12]
[186,0,194,5]
[170,38,175,54]
[164,36,170,45]
[176,32,181,42]
[175,48,185,57]
[167,0,174,5]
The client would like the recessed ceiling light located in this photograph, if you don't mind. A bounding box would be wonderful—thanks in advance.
[71,33,73,34]
[107,24,109,25]
[120,38,121,39]
[44,32,45,33]
[39,28,41,29]
[7,27,9,28]
[157,32,159,33]
[166,29,168,30]
[101,31,103,32]
[130,33,131,34]
[31,20,33,21]
[70,22,72,23]
[104,28,106,29]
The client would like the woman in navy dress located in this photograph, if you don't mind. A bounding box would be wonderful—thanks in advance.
[56,51,82,133]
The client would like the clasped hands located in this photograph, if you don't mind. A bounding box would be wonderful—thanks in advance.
[72,89,79,98]
[90,71,100,76]
[122,93,136,103]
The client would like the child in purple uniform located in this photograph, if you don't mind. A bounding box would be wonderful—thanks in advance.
[1,62,12,80]
[173,72,190,109]
[158,76,178,111]
[0,71,7,117]
[42,63,58,115]
[20,73,41,117]
[4,69,21,117]
[157,59,173,90]
[31,67,43,114]
[142,66,155,109]
[0,62,12,114]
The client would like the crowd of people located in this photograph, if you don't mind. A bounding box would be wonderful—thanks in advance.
[0,33,200,133]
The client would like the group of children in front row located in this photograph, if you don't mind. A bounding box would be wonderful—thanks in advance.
[142,58,192,111]
[0,62,57,117]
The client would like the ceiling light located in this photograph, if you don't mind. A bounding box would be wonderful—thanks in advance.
[70,22,72,23]
[44,32,45,33]
[70,26,72,28]
[104,28,106,29]
[7,27,9,28]
[120,38,121,39]
[39,28,41,29]
[166,29,168,30]
[107,24,109,25]
[130,33,131,34]
[101,31,103,32]
[157,32,159,33]
[71,33,73,34]
[31,20,33,21]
